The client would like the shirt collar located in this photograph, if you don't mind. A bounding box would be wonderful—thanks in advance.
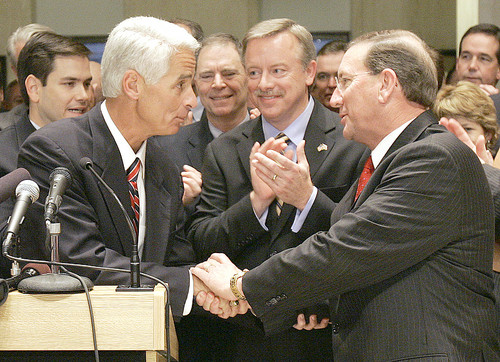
[371,118,413,168]
[101,101,147,173]
[262,96,314,144]
[208,111,250,139]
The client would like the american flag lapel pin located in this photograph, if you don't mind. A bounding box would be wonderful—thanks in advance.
[317,143,328,152]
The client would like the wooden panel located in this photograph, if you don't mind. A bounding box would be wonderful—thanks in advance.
[0,284,177,360]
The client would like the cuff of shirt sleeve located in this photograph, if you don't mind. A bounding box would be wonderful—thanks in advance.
[183,269,194,316]
[291,186,318,233]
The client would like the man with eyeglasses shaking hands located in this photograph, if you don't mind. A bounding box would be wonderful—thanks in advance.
[194,29,500,360]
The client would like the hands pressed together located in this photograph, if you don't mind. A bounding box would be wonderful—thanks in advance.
[191,253,330,330]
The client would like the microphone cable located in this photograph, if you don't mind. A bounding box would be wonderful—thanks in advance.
[60,265,99,362]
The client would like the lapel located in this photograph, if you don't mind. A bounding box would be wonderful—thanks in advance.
[89,107,135,257]
[142,141,173,263]
[16,110,36,148]
[186,112,213,169]
[303,100,338,180]
[236,118,265,181]
[352,110,437,208]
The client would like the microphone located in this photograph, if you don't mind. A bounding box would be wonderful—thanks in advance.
[0,263,51,305]
[0,168,31,203]
[79,157,151,291]
[2,180,40,256]
[44,167,72,222]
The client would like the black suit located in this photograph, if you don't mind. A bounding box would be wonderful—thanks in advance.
[15,105,195,317]
[0,107,34,278]
[188,100,366,360]
[156,110,214,172]
[243,111,499,360]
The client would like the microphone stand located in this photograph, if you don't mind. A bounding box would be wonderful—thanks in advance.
[82,159,153,292]
[17,218,93,293]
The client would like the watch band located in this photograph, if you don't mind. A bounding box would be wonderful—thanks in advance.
[230,270,247,300]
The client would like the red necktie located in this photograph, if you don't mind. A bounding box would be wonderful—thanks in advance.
[355,156,374,200]
[126,158,141,236]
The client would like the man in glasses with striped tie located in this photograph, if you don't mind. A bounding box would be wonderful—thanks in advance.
[187,18,366,360]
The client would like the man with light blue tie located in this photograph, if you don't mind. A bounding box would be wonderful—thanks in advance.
[187,18,366,361]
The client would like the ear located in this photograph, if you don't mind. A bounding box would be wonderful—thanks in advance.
[485,130,494,143]
[25,74,42,103]
[305,60,317,87]
[496,65,500,82]
[122,70,142,101]
[377,68,398,104]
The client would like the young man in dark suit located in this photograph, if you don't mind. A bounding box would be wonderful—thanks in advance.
[194,29,499,360]
[0,32,92,278]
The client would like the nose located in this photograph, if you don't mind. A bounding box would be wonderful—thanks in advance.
[212,73,225,89]
[330,87,343,108]
[328,75,336,88]
[76,83,91,103]
[257,71,273,91]
[469,56,479,70]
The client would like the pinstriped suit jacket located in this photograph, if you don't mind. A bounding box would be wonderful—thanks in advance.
[243,110,499,360]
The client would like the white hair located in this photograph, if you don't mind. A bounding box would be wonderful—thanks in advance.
[7,23,55,67]
[101,16,199,98]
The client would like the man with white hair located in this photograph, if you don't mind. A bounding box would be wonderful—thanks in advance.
[14,17,217,318]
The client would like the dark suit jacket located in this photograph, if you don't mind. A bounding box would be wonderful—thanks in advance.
[188,99,367,268]
[15,105,195,317]
[0,103,29,131]
[155,110,214,172]
[0,107,34,278]
[243,110,499,360]
[491,93,500,154]
[0,106,34,177]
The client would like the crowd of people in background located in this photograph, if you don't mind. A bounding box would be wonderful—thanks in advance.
[0,16,499,361]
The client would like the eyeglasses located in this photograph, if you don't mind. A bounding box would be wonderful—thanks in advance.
[335,71,373,95]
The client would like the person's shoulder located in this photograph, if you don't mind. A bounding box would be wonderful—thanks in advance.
[0,104,28,130]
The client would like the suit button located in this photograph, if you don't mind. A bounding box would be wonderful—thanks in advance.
[331,323,340,334]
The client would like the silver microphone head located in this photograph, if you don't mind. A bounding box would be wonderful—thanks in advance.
[16,180,40,203]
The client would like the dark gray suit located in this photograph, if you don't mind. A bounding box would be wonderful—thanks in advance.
[0,104,28,131]
[188,100,366,360]
[243,110,499,360]
[156,110,214,173]
[0,107,35,278]
[15,105,195,317]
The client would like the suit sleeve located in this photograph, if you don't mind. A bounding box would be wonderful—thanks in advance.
[17,133,191,317]
[483,164,500,240]
[243,139,492,334]
[187,143,268,261]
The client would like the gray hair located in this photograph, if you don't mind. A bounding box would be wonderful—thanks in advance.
[242,18,315,70]
[350,29,438,108]
[101,16,199,98]
[7,23,55,68]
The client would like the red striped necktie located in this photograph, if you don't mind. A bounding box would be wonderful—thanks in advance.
[355,156,374,201]
[126,157,141,236]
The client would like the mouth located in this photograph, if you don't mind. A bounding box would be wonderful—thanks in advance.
[66,106,88,115]
[210,94,233,101]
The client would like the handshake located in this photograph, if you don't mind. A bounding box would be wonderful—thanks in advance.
[191,253,251,319]
[190,253,330,330]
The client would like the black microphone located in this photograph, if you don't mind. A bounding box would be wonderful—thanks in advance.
[0,263,51,305]
[0,168,31,203]
[2,180,40,256]
[79,157,150,290]
[44,167,72,222]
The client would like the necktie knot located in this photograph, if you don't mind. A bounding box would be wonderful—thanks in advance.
[355,156,374,200]
[276,132,291,145]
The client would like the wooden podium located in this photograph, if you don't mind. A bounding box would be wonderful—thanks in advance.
[0,284,178,361]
